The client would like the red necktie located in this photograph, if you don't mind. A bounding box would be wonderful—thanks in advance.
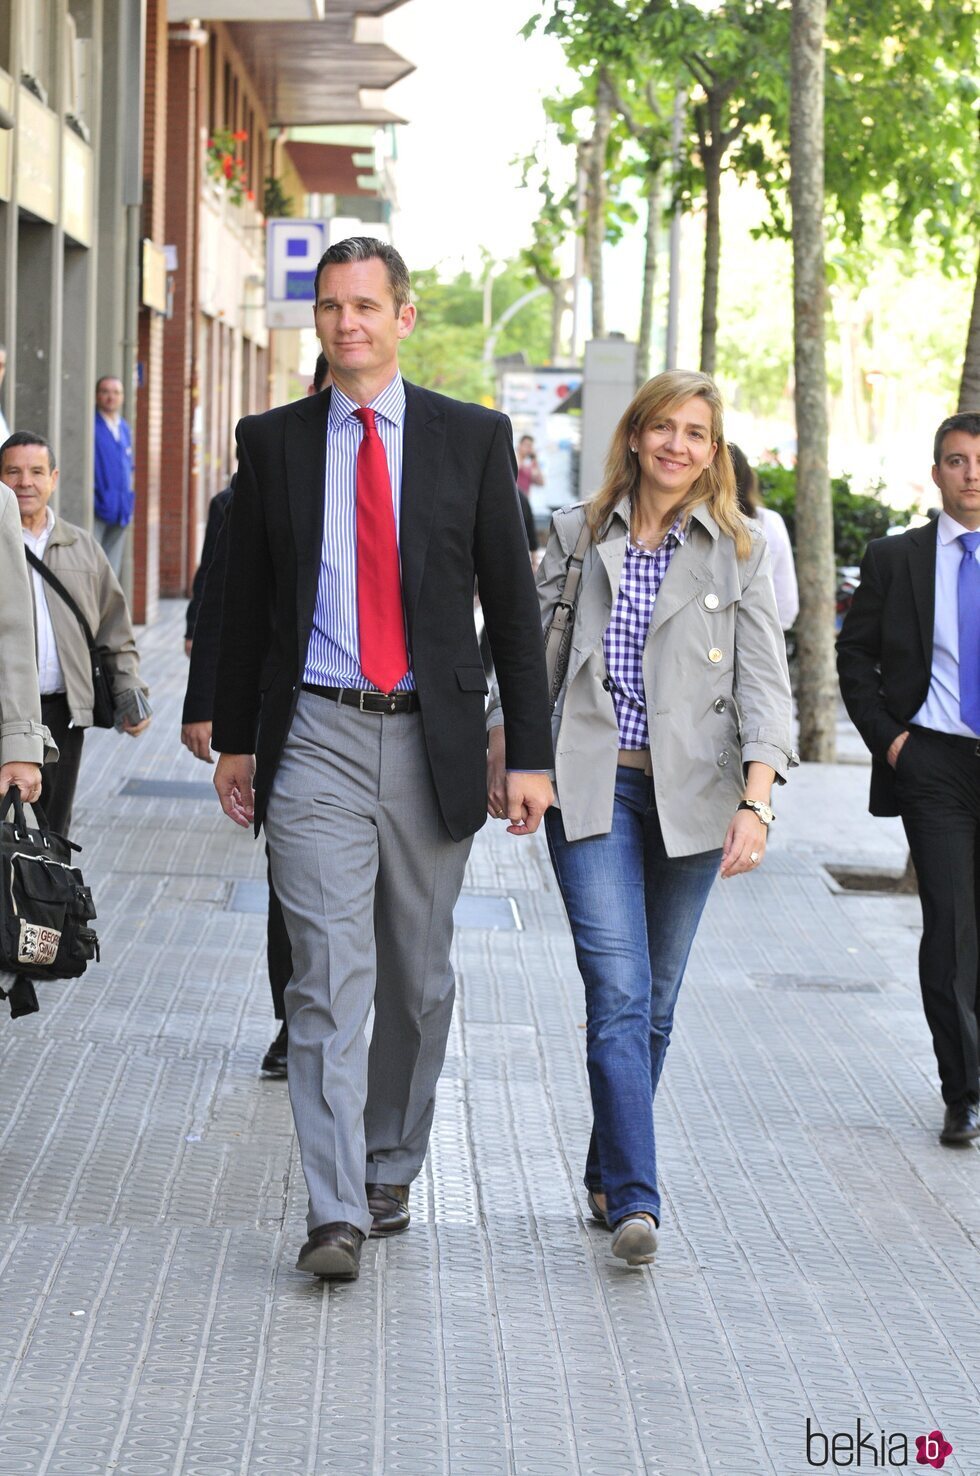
[354,407,408,693]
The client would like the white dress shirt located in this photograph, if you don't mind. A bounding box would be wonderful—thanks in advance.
[22,507,66,697]
[911,510,979,737]
[756,506,799,631]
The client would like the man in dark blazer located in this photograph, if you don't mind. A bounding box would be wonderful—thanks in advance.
[838,410,980,1146]
[211,238,553,1281]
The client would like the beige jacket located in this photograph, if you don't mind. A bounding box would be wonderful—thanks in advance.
[32,516,148,727]
[493,498,797,855]
[0,483,55,767]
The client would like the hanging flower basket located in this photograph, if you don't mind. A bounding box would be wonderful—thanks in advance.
[205,129,254,207]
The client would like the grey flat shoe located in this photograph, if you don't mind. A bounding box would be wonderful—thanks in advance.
[587,1190,611,1230]
[610,1214,658,1266]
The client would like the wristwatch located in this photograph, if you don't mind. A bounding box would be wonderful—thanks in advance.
[738,799,775,827]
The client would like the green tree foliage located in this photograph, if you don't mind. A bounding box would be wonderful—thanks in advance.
[397,260,555,403]
[756,466,912,565]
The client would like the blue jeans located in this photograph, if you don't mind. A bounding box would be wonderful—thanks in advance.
[545,768,720,1226]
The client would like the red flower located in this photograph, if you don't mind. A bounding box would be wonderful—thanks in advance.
[223,156,233,179]
[233,129,248,142]
[246,189,255,203]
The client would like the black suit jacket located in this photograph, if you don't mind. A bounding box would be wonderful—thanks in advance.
[211,381,553,841]
[182,491,233,725]
[836,521,938,816]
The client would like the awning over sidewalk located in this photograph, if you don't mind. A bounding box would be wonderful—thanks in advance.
[283,141,372,196]
[226,17,414,126]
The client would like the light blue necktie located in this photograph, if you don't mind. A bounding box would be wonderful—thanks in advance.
[957,531,980,733]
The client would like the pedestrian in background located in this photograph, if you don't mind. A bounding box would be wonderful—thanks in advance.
[730,442,799,632]
[2,431,150,837]
[92,375,134,577]
[838,410,980,1146]
[181,470,292,1079]
[489,370,796,1267]
[516,433,542,553]
[212,236,553,1283]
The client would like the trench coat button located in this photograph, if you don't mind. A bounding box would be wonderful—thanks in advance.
[601,677,611,690]
[704,592,719,610]
[713,698,727,713]
[718,751,730,766]
[708,647,723,663]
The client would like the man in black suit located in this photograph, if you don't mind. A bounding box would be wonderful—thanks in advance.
[211,238,553,1280]
[838,410,980,1145]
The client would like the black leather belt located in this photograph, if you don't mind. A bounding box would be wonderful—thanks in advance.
[301,683,420,715]
[909,724,980,756]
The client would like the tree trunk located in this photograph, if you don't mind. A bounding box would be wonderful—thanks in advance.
[636,168,661,388]
[791,0,837,762]
[958,246,980,411]
[585,70,614,339]
[665,86,685,372]
[699,94,722,375]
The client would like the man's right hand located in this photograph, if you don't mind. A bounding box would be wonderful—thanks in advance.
[181,721,214,763]
[0,762,42,804]
[887,730,910,769]
[214,752,255,828]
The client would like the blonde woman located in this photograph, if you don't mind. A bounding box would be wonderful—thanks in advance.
[488,371,796,1266]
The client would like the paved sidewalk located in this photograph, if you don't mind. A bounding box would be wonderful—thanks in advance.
[1,601,979,1476]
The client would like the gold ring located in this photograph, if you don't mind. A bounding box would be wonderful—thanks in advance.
[750,851,760,864]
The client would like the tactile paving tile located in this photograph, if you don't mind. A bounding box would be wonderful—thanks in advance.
[2,602,980,1474]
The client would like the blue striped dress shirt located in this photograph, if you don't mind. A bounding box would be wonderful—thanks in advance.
[303,372,415,691]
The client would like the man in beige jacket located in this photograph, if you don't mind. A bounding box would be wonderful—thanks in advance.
[1,431,150,835]
[0,480,52,803]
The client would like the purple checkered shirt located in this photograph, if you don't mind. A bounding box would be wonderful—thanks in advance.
[603,518,686,749]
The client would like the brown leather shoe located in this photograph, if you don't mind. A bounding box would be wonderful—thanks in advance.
[940,1101,980,1146]
[296,1222,364,1280]
[366,1183,410,1237]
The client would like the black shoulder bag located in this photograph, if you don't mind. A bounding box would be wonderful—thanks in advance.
[23,548,115,728]
[0,787,99,981]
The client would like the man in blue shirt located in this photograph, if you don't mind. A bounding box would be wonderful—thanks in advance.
[92,375,134,576]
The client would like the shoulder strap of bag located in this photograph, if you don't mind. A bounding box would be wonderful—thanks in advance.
[559,520,592,609]
[544,519,593,696]
[23,546,98,652]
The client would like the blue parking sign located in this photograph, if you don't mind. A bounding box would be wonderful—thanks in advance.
[266,219,330,328]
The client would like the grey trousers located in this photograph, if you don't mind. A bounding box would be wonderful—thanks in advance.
[264,691,472,1237]
[93,516,127,578]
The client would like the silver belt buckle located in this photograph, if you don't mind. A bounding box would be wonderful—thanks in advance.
[358,690,375,713]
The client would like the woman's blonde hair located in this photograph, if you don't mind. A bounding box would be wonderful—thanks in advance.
[586,369,752,559]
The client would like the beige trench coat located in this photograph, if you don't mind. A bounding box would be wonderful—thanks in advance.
[0,483,54,767]
[493,497,797,855]
[33,517,148,727]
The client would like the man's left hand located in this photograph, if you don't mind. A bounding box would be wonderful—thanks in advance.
[503,772,553,835]
[121,717,152,738]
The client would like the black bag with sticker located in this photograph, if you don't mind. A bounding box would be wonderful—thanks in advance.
[0,787,99,981]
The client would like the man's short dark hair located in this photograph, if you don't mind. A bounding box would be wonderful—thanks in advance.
[95,374,122,393]
[313,352,330,392]
[313,237,411,314]
[0,430,57,472]
[934,411,980,466]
